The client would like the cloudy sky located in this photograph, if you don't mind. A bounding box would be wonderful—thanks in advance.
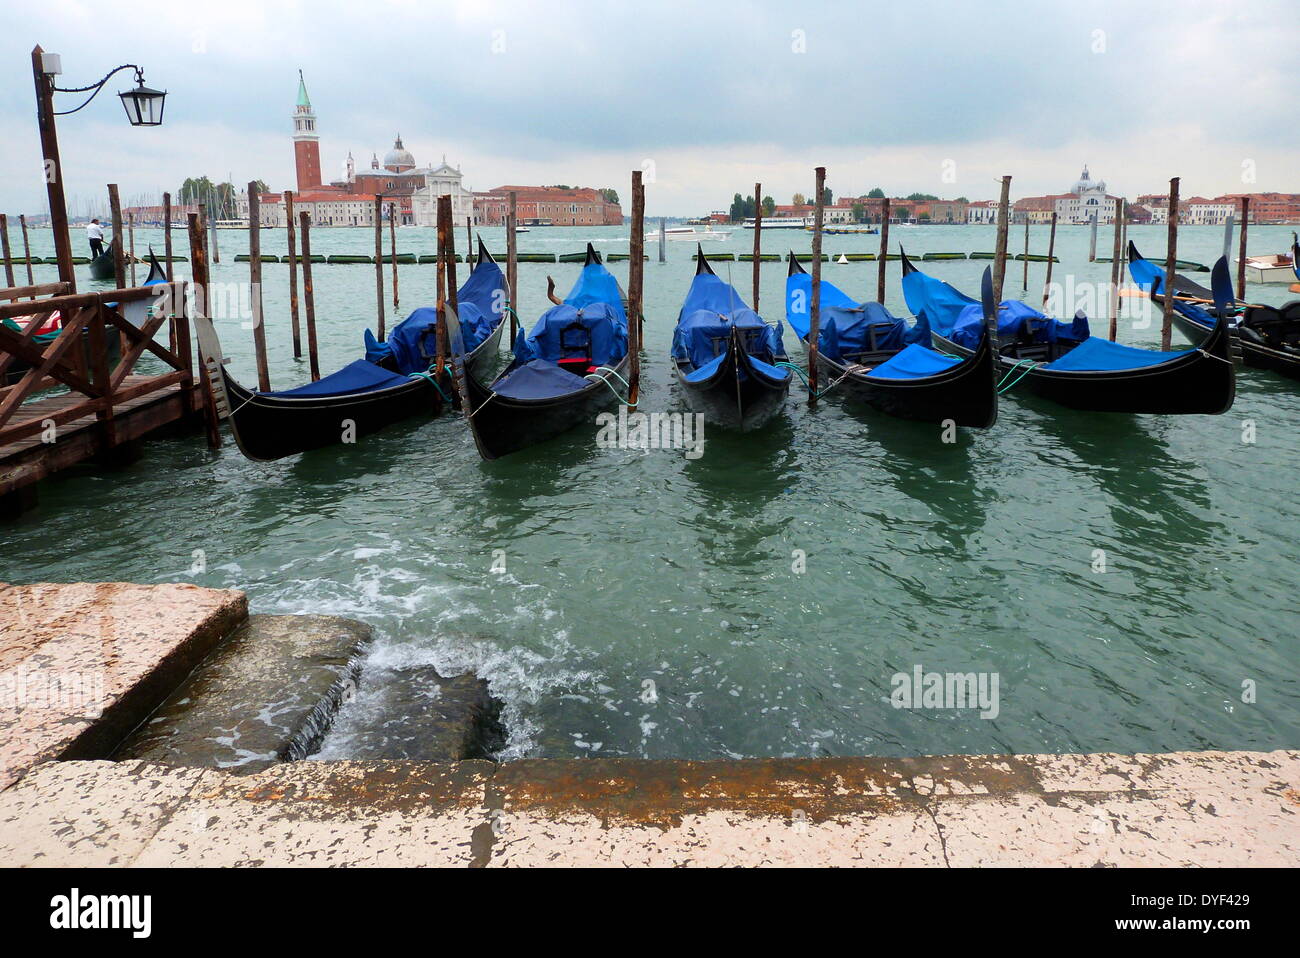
[3,0,1296,216]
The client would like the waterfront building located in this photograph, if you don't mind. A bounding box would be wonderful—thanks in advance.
[474,186,623,226]
[967,200,999,225]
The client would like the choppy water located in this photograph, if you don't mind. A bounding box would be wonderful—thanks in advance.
[5,223,1298,760]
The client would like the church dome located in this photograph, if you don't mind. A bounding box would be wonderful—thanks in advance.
[383,135,415,171]
[1072,165,1105,194]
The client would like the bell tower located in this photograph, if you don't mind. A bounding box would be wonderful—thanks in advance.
[292,70,321,191]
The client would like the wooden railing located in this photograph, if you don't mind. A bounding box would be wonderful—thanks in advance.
[0,281,198,448]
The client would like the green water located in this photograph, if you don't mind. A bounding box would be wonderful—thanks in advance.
[5,223,1298,760]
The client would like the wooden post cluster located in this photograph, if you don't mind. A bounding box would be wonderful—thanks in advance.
[284,191,302,358]
[752,181,763,311]
[506,191,518,343]
[628,170,645,407]
[992,175,1012,305]
[300,211,320,381]
[877,198,891,305]
[809,166,825,406]
[247,183,270,391]
[1161,177,1180,350]
[1088,214,1098,262]
[1107,200,1124,341]
[1042,212,1058,308]
[373,196,385,339]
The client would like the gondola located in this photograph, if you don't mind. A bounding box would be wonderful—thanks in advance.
[1129,240,1300,381]
[901,249,1235,415]
[786,254,998,427]
[88,241,116,280]
[450,243,630,460]
[193,238,509,461]
[670,244,791,430]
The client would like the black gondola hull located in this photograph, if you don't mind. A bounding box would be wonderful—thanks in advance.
[930,321,1235,414]
[463,354,632,460]
[219,372,441,461]
[88,246,115,280]
[673,335,791,431]
[1171,311,1300,381]
[802,331,997,427]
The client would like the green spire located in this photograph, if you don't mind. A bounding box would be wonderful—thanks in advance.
[296,69,311,110]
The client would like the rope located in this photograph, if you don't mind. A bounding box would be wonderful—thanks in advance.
[584,368,637,406]
[996,358,1039,394]
[408,366,453,403]
[774,360,848,398]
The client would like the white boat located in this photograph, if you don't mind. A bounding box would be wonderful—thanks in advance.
[1236,252,1296,284]
[742,215,811,230]
[514,226,530,233]
[648,225,732,242]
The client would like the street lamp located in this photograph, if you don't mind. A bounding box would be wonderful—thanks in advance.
[30,45,168,291]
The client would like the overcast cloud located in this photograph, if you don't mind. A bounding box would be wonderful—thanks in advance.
[2,0,1296,215]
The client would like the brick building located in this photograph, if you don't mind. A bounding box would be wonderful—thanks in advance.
[474,186,623,226]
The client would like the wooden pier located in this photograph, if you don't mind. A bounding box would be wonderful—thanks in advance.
[0,278,210,513]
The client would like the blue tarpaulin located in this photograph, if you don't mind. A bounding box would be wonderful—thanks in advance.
[266,359,409,397]
[867,343,962,380]
[1045,336,1195,371]
[672,272,786,371]
[513,261,628,368]
[902,266,1088,349]
[786,273,928,360]
[365,258,506,373]
[492,359,593,400]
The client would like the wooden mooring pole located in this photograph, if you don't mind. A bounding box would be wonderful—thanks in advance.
[1107,200,1124,341]
[1042,212,1058,308]
[877,198,891,304]
[162,193,173,281]
[373,196,385,339]
[284,191,302,358]
[1236,196,1250,301]
[248,184,270,391]
[18,215,35,294]
[299,212,320,382]
[992,175,1012,305]
[1021,217,1029,293]
[1088,213,1098,262]
[390,202,399,311]
[127,212,137,287]
[507,191,518,343]
[628,169,645,407]
[1161,177,1180,350]
[0,215,14,288]
[752,181,762,312]
[809,166,825,406]
[465,216,473,272]
[187,211,221,449]
[108,184,125,288]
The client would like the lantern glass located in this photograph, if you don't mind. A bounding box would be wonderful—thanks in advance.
[118,83,166,126]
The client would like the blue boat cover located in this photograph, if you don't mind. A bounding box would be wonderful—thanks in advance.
[902,267,1088,349]
[1127,255,1165,292]
[785,273,928,360]
[868,343,962,380]
[265,359,410,397]
[365,258,506,374]
[1045,336,1196,371]
[492,358,593,400]
[672,272,786,370]
[512,261,628,368]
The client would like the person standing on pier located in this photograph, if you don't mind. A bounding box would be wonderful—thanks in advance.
[86,218,105,258]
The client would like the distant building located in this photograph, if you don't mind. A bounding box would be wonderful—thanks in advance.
[474,186,623,226]
[292,71,321,194]
[1184,197,1235,226]
[967,200,999,225]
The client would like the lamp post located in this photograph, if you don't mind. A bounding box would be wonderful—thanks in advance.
[30,44,167,292]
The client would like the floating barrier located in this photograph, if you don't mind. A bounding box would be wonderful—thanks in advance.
[557,252,587,263]
[839,253,877,262]
[326,254,374,264]
[922,252,968,261]
[969,251,997,260]
[390,253,417,264]
[606,254,649,262]
[737,253,780,262]
[703,252,734,261]
[235,254,280,263]
[787,253,830,262]
[1014,253,1060,263]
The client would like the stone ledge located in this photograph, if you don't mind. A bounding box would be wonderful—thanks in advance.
[0,749,1294,867]
[0,582,248,790]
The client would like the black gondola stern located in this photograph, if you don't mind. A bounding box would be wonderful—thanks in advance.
[787,251,807,276]
[899,246,918,276]
[696,242,716,275]
[584,242,602,266]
